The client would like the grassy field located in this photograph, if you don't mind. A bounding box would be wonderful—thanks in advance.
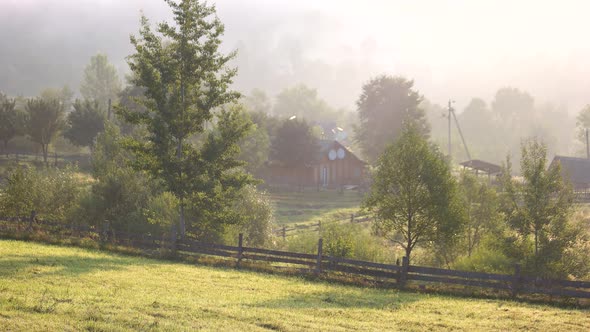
[268,189,364,226]
[1,240,589,331]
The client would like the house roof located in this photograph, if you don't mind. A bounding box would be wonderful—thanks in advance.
[550,155,590,187]
[459,159,502,174]
[316,140,365,164]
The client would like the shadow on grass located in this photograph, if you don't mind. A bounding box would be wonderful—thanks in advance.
[0,253,161,279]
[251,288,421,310]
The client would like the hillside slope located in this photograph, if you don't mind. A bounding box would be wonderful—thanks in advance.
[0,240,588,331]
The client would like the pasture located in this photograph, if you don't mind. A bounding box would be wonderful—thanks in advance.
[1,240,588,331]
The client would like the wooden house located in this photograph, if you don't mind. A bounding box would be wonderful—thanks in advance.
[265,140,366,188]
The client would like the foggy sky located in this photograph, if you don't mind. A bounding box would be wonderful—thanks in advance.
[1,0,589,112]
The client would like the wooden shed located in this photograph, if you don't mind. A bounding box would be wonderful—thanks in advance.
[550,155,590,191]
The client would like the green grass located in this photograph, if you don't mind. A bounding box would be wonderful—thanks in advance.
[1,240,589,331]
[268,189,364,226]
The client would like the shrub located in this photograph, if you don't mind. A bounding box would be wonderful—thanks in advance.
[223,185,274,247]
[0,164,82,222]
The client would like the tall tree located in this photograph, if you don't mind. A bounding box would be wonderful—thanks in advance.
[0,93,24,156]
[271,118,319,168]
[40,86,74,111]
[63,99,106,150]
[118,0,252,238]
[25,97,65,166]
[500,139,576,276]
[365,123,464,263]
[80,53,122,110]
[491,87,535,122]
[273,84,336,122]
[355,75,429,163]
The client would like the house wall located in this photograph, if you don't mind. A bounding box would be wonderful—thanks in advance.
[314,157,364,187]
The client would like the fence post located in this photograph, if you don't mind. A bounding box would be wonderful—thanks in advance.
[169,223,177,252]
[350,213,354,223]
[398,256,409,287]
[318,221,322,233]
[282,226,286,240]
[315,238,323,275]
[101,222,109,243]
[511,263,521,297]
[236,233,243,269]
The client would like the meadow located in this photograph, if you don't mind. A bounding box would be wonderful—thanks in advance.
[1,240,588,331]
[268,188,363,225]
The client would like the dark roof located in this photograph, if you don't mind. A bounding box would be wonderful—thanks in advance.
[551,156,590,187]
[316,140,364,164]
[459,159,502,174]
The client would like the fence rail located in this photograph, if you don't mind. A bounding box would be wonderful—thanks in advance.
[1,218,589,299]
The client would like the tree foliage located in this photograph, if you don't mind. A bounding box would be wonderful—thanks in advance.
[355,75,429,162]
[25,97,65,165]
[365,124,464,263]
[237,110,270,174]
[80,53,122,109]
[0,165,81,222]
[458,171,502,257]
[63,99,106,149]
[272,84,337,122]
[118,0,252,238]
[500,139,578,277]
[0,93,24,155]
[271,118,319,167]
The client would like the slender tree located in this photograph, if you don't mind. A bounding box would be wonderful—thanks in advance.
[80,54,122,109]
[118,0,252,238]
[500,139,574,275]
[25,97,65,166]
[365,123,464,263]
[0,93,22,156]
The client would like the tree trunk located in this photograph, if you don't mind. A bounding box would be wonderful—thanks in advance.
[177,137,186,238]
[42,143,48,166]
[534,228,538,256]
[405,245,412,265]
[179,198,186,239]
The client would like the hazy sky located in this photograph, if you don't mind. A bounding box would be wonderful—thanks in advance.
[1,0,589,112]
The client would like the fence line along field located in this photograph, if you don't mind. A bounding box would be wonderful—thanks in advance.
[2,219,589,300]
[1,240,589,331]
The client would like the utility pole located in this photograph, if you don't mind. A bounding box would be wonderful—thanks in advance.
[448,100,453,159]
[586,128,589,159]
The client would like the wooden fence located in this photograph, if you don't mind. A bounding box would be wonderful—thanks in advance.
[1,218,590,299]
[272,212,373,239]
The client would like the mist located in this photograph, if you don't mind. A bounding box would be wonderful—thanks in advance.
[2,0,589,112]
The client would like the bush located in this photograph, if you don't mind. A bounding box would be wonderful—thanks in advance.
[0,164,82,222]
[285,223,394,263]
[223,185,274,247]
[453,246,513,274]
